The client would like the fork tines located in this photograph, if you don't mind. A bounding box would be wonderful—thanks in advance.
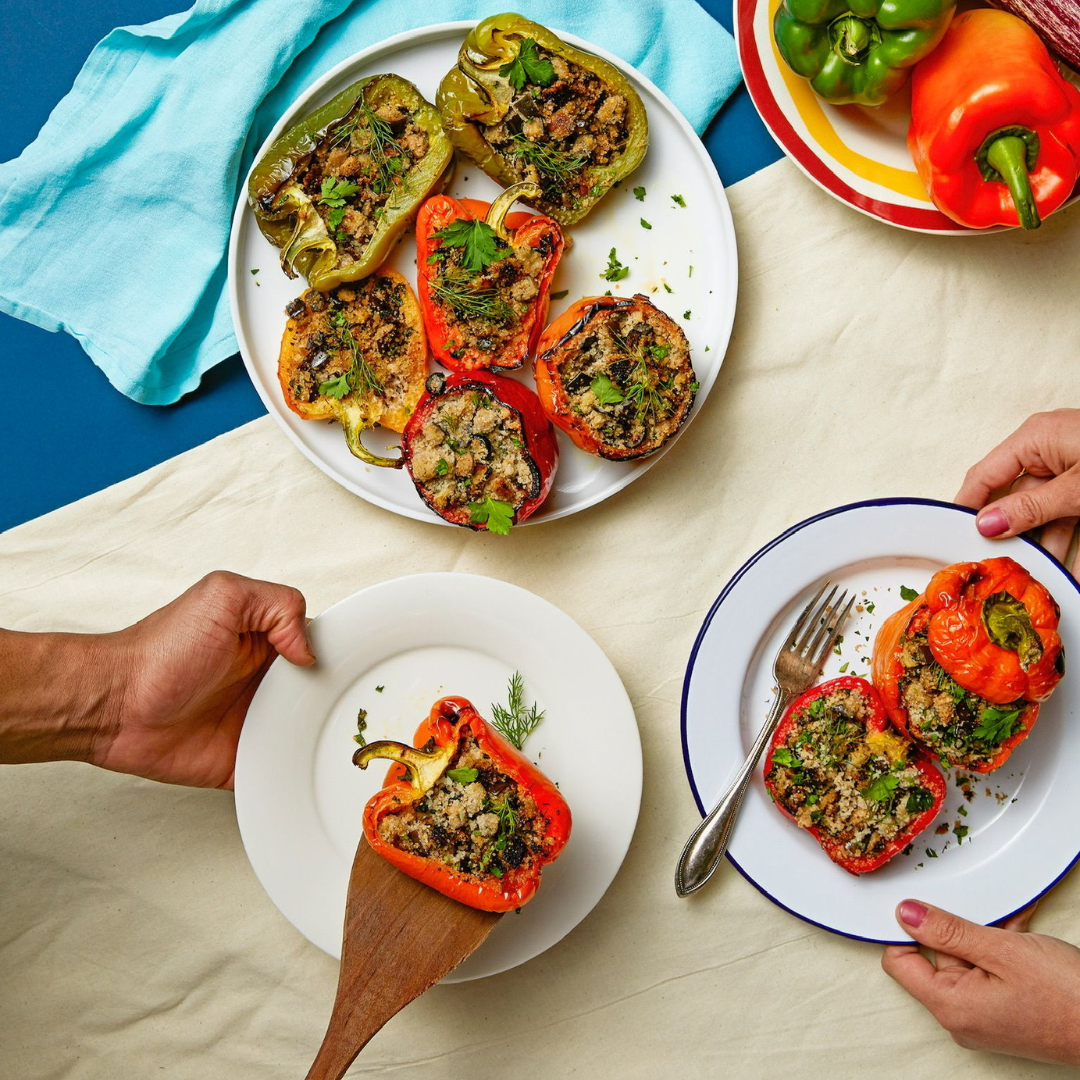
[784,581,857,668]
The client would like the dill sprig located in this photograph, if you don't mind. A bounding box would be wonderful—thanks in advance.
[330,309,383,398]
[330,95,409,196]
[490,671,544,750]
[507,134,585,181]
[431,270,514,324]
[607,330,672,422]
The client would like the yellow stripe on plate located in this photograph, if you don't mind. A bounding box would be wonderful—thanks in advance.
[767,0,931,203]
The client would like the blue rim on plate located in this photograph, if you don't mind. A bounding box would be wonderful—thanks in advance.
[679,496,1080,944]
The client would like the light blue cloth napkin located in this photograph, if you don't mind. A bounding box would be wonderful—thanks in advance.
[0,0,740,405]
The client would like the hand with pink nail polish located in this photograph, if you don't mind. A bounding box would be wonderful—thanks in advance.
[882,899,1080,1064]
[956,409,1080,575]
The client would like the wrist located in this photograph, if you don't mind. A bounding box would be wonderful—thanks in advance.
[0,628,129,766]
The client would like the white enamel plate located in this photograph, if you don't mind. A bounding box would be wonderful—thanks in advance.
[682,499,1080,943]
[228,22,738,527]
[235,573,641,980]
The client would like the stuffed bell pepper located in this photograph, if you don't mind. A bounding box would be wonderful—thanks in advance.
[909,9,1080,230]
[401,371,558,534]
[249,74,453,290]
[871,557,1065,772]
[534,294,697,461]
[774,0,956,107]
[278,270,427,467]
[354,696,571,912]
[765,677,946,874]
[437,14,648,225]
[416,182,565,372]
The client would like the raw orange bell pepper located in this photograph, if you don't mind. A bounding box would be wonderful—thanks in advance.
[353,697,571,912]
[908,8,1080,230]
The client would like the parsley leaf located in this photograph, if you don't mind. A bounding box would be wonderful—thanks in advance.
[862,773,900,801]
[433,218,505,273]
[899,585,920,602]
[446,767,479,785]
[602,247,629,282]
[318,374,352,400]
[771,747,798,768]
[435,458,450,477]
[498,38,556,92]
[972,706,1023,745]
[319,176,360,208]
[591,375,624,405]
[633,185,646,201]
[326,205,347,231]
[468,497,515,535]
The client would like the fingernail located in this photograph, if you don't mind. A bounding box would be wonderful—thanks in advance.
[898,900,928,928]
[977,507,1009,537]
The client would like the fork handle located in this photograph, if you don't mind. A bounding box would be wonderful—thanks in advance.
[675,690,794,897]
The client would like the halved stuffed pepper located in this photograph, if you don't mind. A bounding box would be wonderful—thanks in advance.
[354,696,571,912]
[417,182,565,372]
[534,294,698,461]
[764,677,946,874]
[871,557,1065,772]
[278,270,427,467]
[401,371,558,533]
[437,14,648,225]
[249,74,453,290]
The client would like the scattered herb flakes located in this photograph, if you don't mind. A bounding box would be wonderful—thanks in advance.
[602,247,629,282]
[353,708,368,747]
[865,601,875,614]
[633,185,646,201]
[682,310,691,320]
[935,823,950,835]
[640,218,652,230]
[436,458,450,477]
[662,282,673,294]
[447,767,479,785]
[550,289,569,300]
[906,787,934,813]
[375,685,384,694]
[899,585,919,602]
[953,823,970,844]
[468,497,515,535]
[671,193,686,207]
[498,37,556,91]
[250,268,259,276]
[838,662,849,673]
[926,847,938,858]
[902,843,914,856]
[491,671,545,750]
[689,380,700,393]
[957,804,967,816]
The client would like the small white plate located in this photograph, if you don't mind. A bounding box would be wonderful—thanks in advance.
[235,573,641,980]
[228,22,738,526]
[681,498,1080,943]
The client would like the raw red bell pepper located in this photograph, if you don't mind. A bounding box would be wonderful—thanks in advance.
[872,558,1064,772]
[353,696,571,912]
[908,8,1080,230]
[400,370,558,534]
[764,677,945,874]
[416,182,565,372]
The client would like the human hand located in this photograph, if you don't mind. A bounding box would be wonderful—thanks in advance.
[882,899,1080,1064]
[956,409,1080,573]
[94,571,315,789]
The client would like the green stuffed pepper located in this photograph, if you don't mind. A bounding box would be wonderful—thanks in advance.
[437,13,648,226]
[249,74,453,291]
[774,0,956,107]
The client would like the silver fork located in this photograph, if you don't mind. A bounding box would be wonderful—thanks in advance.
[675,581,856,897]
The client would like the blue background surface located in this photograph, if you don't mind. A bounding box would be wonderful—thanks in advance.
[0,0,779,532]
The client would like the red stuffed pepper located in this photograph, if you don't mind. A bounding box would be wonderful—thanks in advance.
[764,677,945,874]
[417,182,564,372]
[353,696,572,912]
[401,370,558,534]
[872,557,1064,772]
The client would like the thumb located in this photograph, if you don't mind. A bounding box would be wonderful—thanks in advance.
[233,578,316,667]
[976,470,1080,538]
[896,900,1011,971]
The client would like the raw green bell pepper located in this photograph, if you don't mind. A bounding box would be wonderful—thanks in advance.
[436,13,648,226]
[774,0,956,107]
[248,74,453,291]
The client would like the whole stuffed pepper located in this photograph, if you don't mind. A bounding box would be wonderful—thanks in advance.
[277,270,427,467]
[534,294,698,461]
[401,371,558,534]
[437,14,648,225]
[909,9,1080,230]
[764,677,946,874]
[774,0,956,107]
[354,696,571,912]
[872,557,1065,772]
[249,74,453,290]
[416,182,565,372]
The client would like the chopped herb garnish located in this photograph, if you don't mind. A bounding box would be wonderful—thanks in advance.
[551,289,569,300]
[375,685,384,693]
[447,767,479,785]
[507,134,585,181]
[972,706,1023,746]
[953,823,970,844]
[602,248,629,282]
[430,269,514,324]
[926,847,938,858]
[468,497,515,535]
[432,218,506,273]
[771,747,798,768]
[319,176,360,208]
[250,268,259,276]
[491,671,545,750]
[633,185,646,201]
[838,662,849,673]
[682,310,691,320]
[640,218,652,230]
[663,283,674,294]
[899,585,920,602]
[671,194,686,207]
[498,37,556,91]
[863,773,900,801]
[906,787,934,813]
[353,708,368,747]
[435,458,449,477]
[591,375,625,405]
[318,373,352,400]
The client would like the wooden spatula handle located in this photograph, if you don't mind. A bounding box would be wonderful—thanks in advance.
[305,839,500,1080]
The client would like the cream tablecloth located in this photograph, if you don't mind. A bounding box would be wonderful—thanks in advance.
[3,160,1080,1079]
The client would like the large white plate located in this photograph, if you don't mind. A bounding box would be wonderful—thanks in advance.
[681,498,1080,943]
[235,573,641,981]
[228,22,738,526]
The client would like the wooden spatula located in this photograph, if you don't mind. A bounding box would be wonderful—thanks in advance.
[304,837,501,1080]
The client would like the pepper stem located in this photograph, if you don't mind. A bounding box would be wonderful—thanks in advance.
[341,409,403,469]
[829,15,879,65]
[353,739,456,797]
[984,134,1041,231]
[485,181,544,240]
[983,592,1043,669]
